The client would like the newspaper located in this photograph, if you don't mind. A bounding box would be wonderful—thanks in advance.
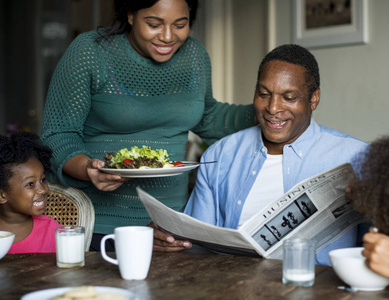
[137,163,367,259]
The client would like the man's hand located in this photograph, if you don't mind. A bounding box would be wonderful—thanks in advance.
[362,230,389,278]
[148,222,192,252]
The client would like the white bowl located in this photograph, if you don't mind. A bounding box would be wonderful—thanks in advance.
[329,247,389,291]
[0,231,15,259]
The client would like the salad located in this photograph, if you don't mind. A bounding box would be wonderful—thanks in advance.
[103,146,183,169]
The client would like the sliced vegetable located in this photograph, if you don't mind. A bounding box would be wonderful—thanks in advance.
[103,146,172,169]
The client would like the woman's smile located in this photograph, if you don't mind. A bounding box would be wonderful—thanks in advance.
[128,0,190,63]
[152,43,175,55]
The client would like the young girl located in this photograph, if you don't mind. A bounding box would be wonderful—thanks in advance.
[0,132,61,253]
[347,136,389,278]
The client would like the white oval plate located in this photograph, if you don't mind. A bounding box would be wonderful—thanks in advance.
[99,161,199,178]
[21,286,137,300]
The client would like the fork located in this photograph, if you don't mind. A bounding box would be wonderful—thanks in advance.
[169,161,217,165]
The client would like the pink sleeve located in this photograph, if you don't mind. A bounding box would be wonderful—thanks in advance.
[49,218,62,252]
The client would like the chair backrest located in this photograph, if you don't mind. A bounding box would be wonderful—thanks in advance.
[45,183,95,251]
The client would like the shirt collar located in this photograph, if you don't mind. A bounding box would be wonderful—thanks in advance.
[285,118,318,159]
[255,126,268,157]
[257,118,318,159]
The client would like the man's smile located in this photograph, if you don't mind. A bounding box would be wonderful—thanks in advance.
[265,118,288,130]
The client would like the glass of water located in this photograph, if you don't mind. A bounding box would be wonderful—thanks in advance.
[282,238,315,287]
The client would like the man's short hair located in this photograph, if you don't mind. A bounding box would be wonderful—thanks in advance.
[257,44,320,99]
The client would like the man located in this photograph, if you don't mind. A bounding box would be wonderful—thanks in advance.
[153,44,368,265]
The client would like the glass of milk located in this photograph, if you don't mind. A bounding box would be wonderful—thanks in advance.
[282,238,315,287]
[55,226,85,268]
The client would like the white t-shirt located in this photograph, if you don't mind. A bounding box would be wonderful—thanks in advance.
[238,154,284,226]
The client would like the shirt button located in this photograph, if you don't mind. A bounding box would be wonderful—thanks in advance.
[261,148,266,152]
[237,200,242,205]
[252,170,256,175]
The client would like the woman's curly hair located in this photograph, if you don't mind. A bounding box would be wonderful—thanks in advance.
[0,132,53,191]
[349,136,389,235]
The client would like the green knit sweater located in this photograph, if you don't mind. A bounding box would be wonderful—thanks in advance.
[41,31,255,234]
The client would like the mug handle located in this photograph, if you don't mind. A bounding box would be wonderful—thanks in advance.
[100,234,118,265]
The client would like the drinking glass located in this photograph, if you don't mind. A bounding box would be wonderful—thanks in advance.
[282,238,315,286]
[55,226,85,268]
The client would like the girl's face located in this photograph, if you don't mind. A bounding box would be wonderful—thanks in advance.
[127,0,190,63]
[0,157,48,217]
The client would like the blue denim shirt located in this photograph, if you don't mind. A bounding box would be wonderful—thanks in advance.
[184,119,368,265]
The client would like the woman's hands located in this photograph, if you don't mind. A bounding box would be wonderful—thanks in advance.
[347,186,389,277]
[362,230,389,278]
[86,159,129,191]
[63,154,129,191]
[149,222,192,252]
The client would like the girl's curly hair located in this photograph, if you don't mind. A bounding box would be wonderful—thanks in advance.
[0,132,53,191]
[349,136,389,235]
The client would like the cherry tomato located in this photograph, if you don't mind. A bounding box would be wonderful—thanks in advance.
[173,161,185,167]
[123,159,133,164]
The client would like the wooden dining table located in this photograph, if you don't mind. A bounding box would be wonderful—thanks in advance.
[1,249,388,300]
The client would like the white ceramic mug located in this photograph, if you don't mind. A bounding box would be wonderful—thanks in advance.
[101,226,154,280]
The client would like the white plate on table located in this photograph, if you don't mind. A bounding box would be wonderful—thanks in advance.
[21,286,137,300]
[99,161,200,178]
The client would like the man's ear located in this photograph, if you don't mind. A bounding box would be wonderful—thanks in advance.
[0,190,8,205]
[310,88,320,111]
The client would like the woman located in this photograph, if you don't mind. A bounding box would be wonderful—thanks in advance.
[347,136,389,278]
[41,0,255,250]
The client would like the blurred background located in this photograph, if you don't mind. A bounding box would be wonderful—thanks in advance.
[0,0,388,144]
[0,0,114,136]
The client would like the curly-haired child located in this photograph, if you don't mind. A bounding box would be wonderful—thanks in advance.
[0,132,61,253]
[347,136,389,278]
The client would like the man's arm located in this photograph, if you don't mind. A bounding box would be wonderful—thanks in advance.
[183,153,219,225]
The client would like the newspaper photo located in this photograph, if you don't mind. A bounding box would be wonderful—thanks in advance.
[137,163,367,259]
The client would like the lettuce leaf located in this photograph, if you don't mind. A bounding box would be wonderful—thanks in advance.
[111,146,170,168]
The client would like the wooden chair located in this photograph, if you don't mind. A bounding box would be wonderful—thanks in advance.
[45,183,95,251]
